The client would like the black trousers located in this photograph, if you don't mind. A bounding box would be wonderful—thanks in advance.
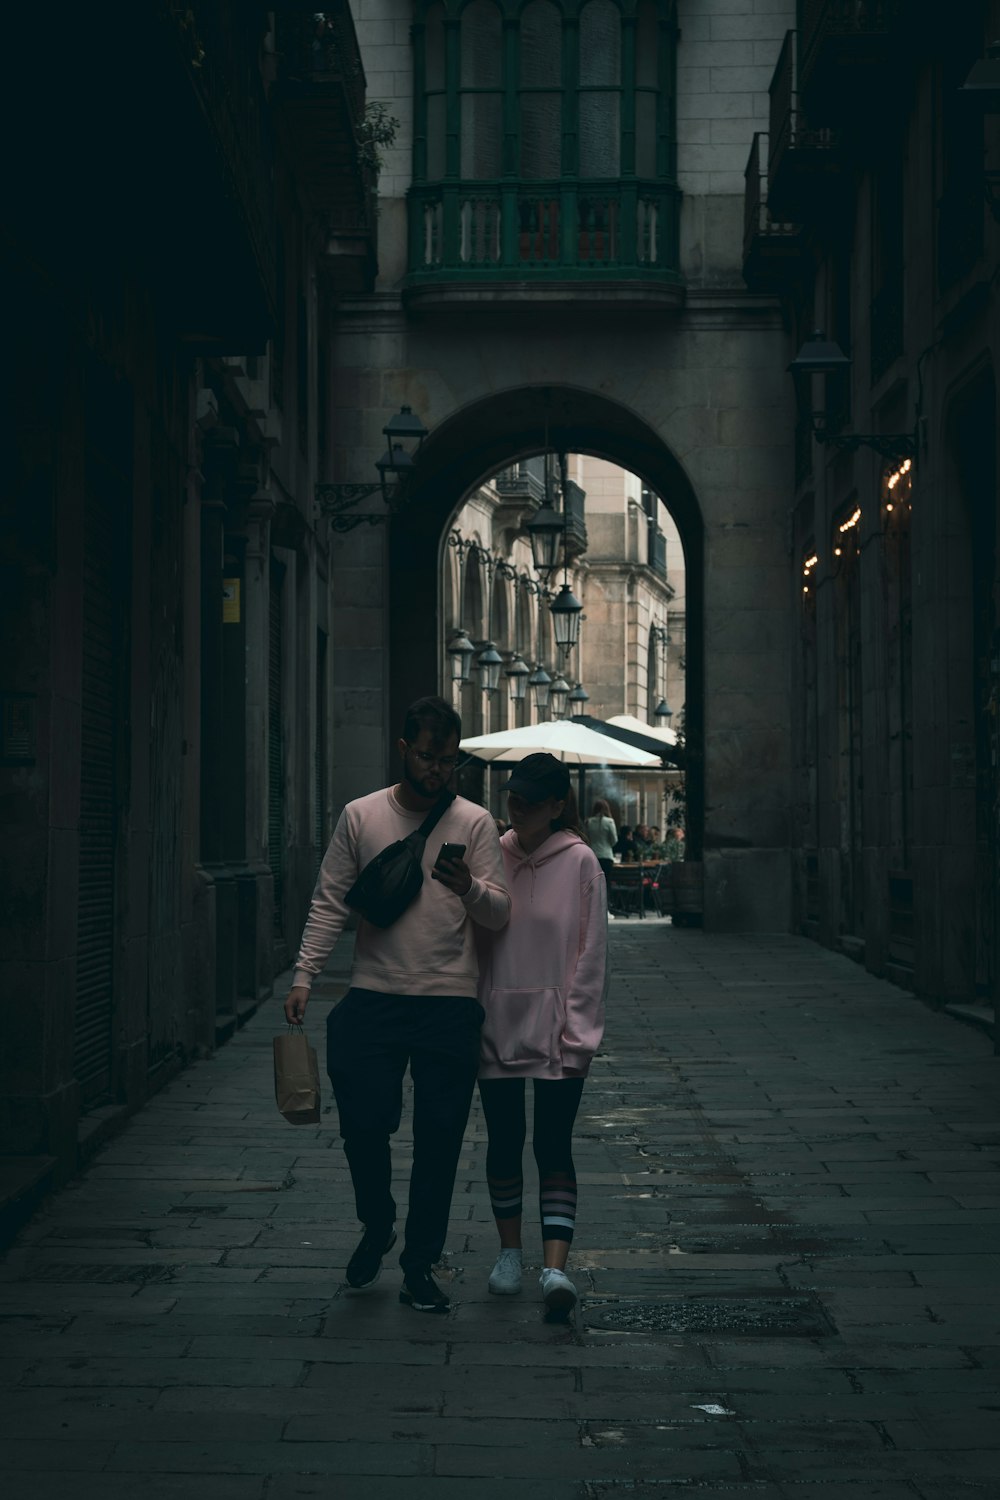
[326,988,484,1273]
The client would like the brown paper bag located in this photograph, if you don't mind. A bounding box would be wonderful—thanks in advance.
[273,1028,321,1125]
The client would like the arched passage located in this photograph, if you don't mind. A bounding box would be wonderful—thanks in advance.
[389,383,705,857]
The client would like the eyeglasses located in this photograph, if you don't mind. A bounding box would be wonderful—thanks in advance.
[407,745,460,770]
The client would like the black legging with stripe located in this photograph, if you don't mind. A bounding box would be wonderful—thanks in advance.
[478,1077,585,1243]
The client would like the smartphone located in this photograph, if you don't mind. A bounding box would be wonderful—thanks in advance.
[434,842,467,870]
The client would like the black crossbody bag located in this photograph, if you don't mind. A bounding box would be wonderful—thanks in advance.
[344,792,456,929]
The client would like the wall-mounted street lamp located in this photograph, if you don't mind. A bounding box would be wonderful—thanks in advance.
[476,641,504,694]
[528,663,552,711]
[447,628,476,683]
[549,673,571,718]
[505,653,530,702]
[788,333,916,460]
[568,682,590,718]
[316,406,428,531]
[654,699,673,724]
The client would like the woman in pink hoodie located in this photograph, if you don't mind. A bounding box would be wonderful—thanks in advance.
[477,753,607,1319]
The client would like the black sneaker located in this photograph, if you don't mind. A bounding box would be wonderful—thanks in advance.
[399,1267,449,1314]
[345,1226,397,1289]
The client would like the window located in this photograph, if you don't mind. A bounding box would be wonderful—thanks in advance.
[520,1,562,179]
[425,3,446,180]
[579,0,621,177]
[411,0,679,280]
[415,0,675,185]
[460,0,503,178]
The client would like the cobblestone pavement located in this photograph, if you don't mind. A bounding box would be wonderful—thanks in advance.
[2,923,1000,1498]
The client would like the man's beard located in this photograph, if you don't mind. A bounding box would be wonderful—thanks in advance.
[402,762,449,801]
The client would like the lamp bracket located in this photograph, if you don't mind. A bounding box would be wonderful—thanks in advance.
[316,481,410,532]
[810,422,917,461]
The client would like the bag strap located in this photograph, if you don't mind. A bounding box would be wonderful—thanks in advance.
[415,790,456,841]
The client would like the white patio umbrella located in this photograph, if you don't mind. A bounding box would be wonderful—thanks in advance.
[460,719,660,767]
[607,713,678,747]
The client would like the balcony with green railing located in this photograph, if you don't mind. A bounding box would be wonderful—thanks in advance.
[405,177,683,306]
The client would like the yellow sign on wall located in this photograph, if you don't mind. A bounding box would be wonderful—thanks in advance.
[222,578,241,623]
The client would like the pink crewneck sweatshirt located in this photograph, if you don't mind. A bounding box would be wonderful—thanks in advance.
[292,787,510,998]
[478,829,608,1079]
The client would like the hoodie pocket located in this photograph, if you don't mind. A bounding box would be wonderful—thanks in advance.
[481,987,564,1067]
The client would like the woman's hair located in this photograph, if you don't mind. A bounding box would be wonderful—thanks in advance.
[552,786,589,842]
[589,798,610,819]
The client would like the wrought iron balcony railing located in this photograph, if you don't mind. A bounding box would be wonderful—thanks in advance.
[272,5,376,288]
[407,178,682,293]
[742,132,805,290]
[767,31,842,223]
[649,527,668,580]
[563,481,588,561]
[495,465,547,505]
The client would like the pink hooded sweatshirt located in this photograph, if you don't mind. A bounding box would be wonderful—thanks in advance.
[478,829,608,1080]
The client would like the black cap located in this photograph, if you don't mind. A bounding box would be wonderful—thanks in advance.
[503,752,570,804]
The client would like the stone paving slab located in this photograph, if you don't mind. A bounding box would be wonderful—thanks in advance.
[1,924,999,1496]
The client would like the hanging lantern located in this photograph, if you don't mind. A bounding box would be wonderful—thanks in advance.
[505,653,530,702]
[525,501,565,581]
[447,628,476,683]
[528,663,552,710]
[568,682,590,718]
[653,698,673,723]
[476,641,503,693]
[550,582,583,654]
[549,673,571,717]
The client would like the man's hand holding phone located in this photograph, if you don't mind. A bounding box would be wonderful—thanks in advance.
[431,841,471,897]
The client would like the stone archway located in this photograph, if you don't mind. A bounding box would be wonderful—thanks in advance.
[389,383,705,858]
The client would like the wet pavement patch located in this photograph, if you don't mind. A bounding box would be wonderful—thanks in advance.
[584,1292,836,1337]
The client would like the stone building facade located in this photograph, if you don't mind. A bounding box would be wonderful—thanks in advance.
[332,0,801,933]
[742,1,1000,1025]
[445,455,683,823]
[0,6,374,1213]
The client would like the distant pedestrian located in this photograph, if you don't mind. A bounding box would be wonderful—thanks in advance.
[614,824,636,861]
[585,797,618,885]
[285,696,510,1314]
[476,753,608,1320]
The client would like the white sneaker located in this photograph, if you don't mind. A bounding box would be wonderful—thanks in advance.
[488,1248,523,1295]
[539,1266,578,1319]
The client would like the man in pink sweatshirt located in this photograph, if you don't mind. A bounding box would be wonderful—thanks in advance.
[284,696,510,1314]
